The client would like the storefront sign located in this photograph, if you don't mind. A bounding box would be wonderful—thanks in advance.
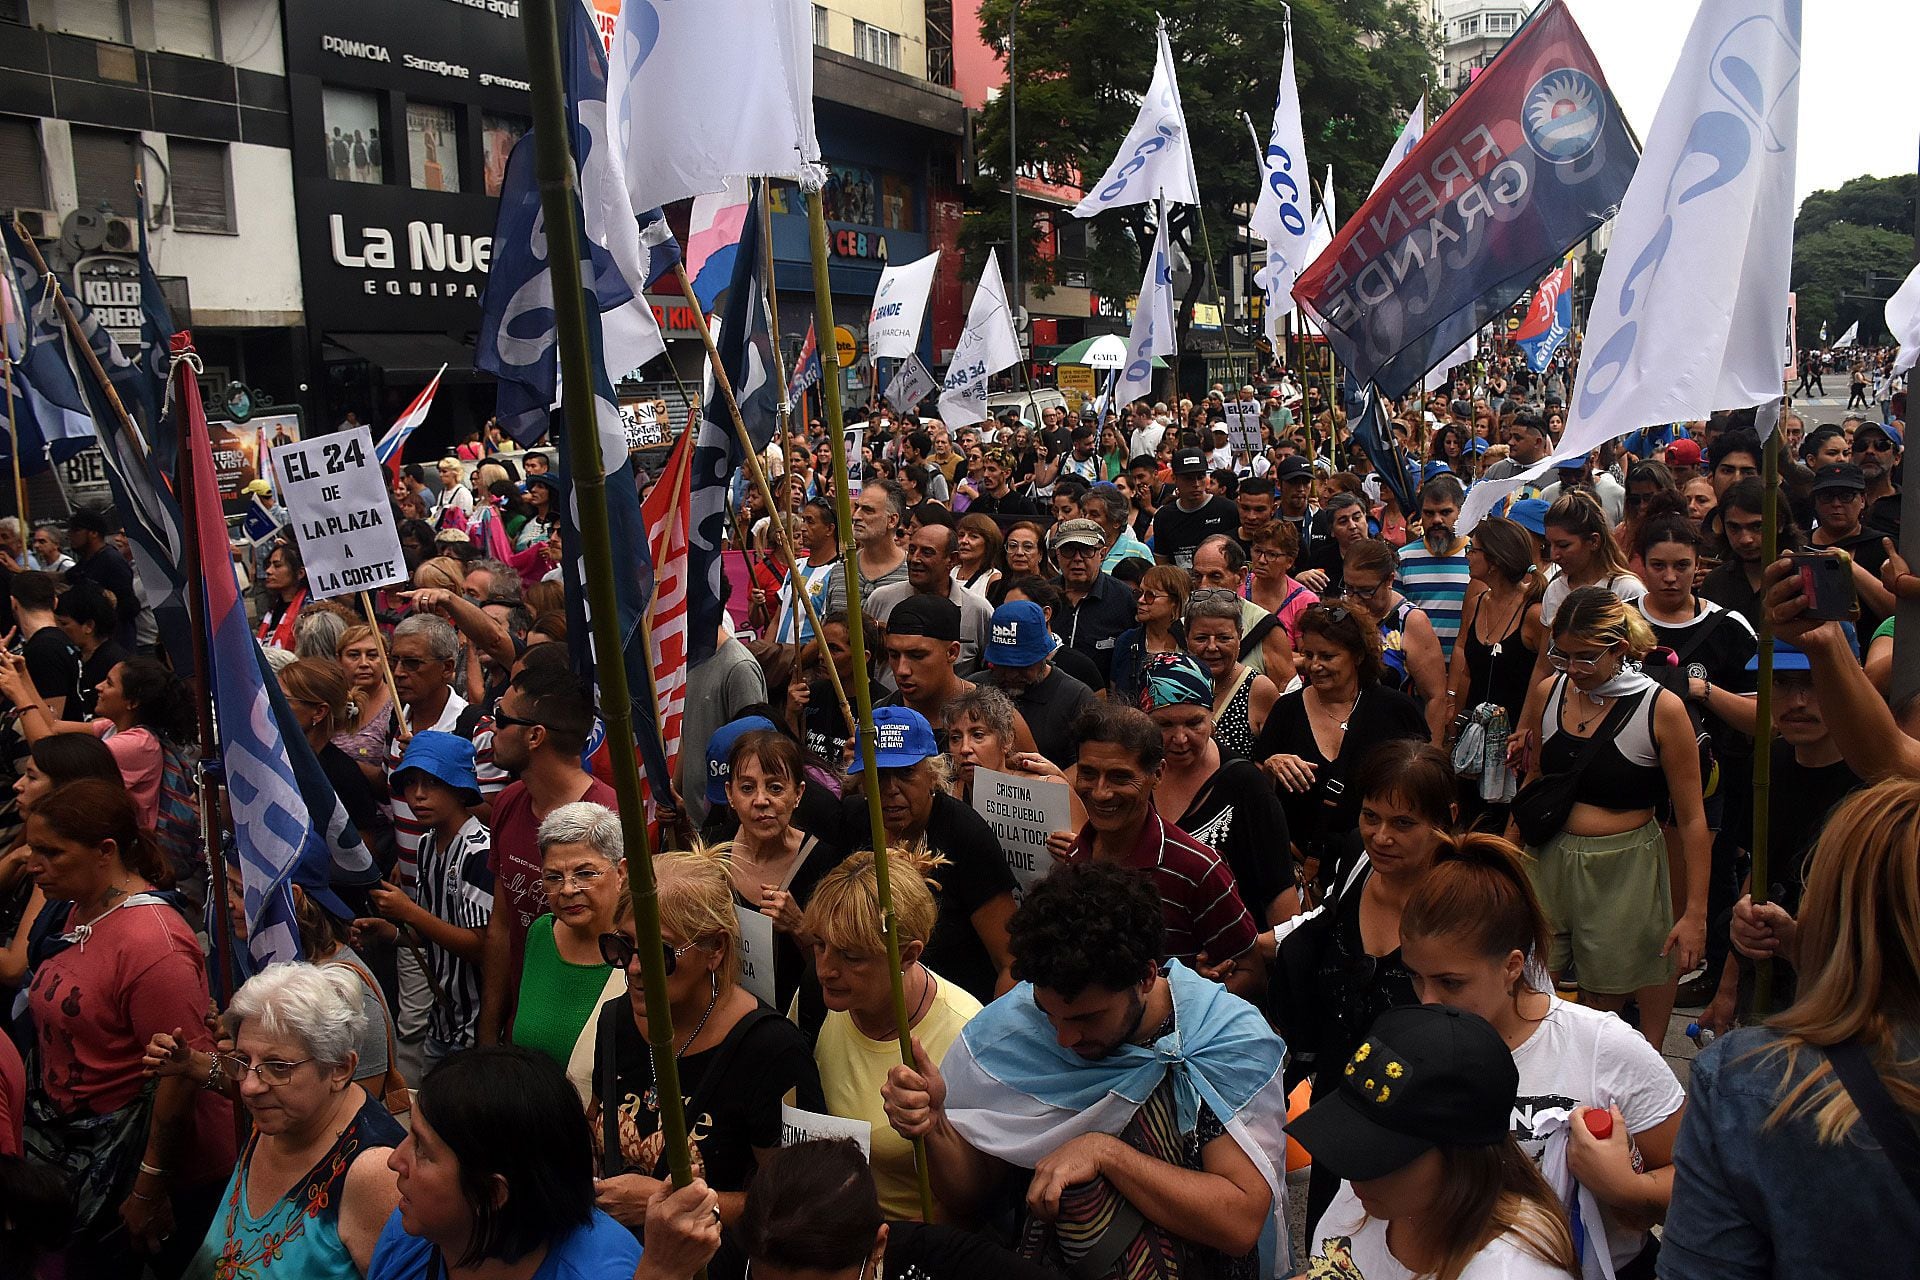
[830,229,890,261]
[833,326,858,368]
[72,256,144,351]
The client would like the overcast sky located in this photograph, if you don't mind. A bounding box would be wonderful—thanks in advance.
[1562,0,1917,212]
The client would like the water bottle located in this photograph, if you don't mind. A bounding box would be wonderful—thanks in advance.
[1686,1021,1716,1049]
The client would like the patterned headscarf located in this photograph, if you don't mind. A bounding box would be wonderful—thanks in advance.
[1138,652,1214,713]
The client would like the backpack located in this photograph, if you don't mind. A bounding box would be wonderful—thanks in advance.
[156,741,204,889]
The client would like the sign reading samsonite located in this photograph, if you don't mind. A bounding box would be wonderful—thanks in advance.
[284,0,543,333]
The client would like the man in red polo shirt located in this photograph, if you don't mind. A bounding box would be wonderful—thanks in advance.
[1050,701,1262,1000]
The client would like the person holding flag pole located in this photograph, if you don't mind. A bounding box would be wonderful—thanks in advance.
[515,0,698,1204]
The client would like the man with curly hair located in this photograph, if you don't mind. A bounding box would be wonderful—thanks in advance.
[880,862,1290,1280]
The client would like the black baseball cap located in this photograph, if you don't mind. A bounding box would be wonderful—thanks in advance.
[1810,462,1866,494]
[1288,1006,1517,1181]
[1171,448,1208,475]
[887,593,962,642]
[1273,455,1311,482]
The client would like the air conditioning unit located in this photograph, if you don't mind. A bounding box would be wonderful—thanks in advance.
[11,208,58,241]
[102,215,137,254]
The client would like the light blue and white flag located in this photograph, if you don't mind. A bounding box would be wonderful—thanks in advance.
[1369,96,1426,195]
[608,0,820,213]
[1250,20,1314,349]
[1113,201,1174,411]
[937,250,1022,426]
[1461,0,1801,532]
[1071,17,1198,217]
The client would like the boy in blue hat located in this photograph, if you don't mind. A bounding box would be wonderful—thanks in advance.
[356,730,492,1069]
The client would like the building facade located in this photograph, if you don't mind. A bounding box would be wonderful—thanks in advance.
[1432,0,1542,91]
[0,0,305,488]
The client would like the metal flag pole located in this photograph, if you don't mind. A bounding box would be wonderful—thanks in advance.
[517,0,694,1194]
[806,186,936,1224]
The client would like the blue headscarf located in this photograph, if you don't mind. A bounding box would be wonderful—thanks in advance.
[1138,651,1214,713]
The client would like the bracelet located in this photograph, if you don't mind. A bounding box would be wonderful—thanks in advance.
[127,1187,163,1203]
[138,1161,171,1179]
[204,1053,224,1092]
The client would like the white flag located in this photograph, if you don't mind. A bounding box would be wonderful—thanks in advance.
[1251,23,1314,348]
[1888,263,1920,377]
[938,250,1023,426]
[1113,204,1175,412]
[1071,18,1199,217]
[608,0,821,213]
[868,251,942,360]
[1369,97,1426,196]
[1424,332,1479,395]
[1460,0,1800,533]
[1835,319,1859,348]
[885,356,938,413]
[1290,169,1337,338]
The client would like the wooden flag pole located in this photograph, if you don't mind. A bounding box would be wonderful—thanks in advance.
[1749,423,1781,1014]
[358,590,408,738]
[517,0,694,1194]
[806,187,935,1224]
[669,261,856,732]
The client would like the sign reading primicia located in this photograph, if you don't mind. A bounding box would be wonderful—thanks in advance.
[270,426,408,599]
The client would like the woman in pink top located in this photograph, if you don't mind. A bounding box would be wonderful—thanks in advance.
[1245,521,1319,648]
[0,653,189,831]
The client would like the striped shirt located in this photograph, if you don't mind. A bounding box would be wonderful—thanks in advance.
[1396,541,1472,662]
[385,692,509,886]
[1067,808,1257,965]
[412,816,493,1048]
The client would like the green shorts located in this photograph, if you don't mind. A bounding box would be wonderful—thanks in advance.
[1527,818,1674,995]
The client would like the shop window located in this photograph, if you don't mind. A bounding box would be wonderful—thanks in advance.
[169,138,232,232]
[71,125,139,217]
[880,172,917,231]
[322,86,385,184]
[853,20,899,70]
[812,4,828,46]
[821,162,877,225]
[407,100,461,194]
[0,116,47,210]
[482,112,529,198]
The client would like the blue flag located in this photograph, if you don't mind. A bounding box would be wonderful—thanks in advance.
[183,368,377,972]
[1292,2,1635,398]
[477,0,672,806]
[135,186,179,476]
[688,189,779,666]
[1345,380,1419,516]
[1,221,94,466]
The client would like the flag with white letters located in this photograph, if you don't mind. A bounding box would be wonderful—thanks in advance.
[1250,22,1314,349]
[1113,203,1175,412]
[937,250,1022,426]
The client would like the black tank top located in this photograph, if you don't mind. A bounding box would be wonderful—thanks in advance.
[1462,593,1537,718]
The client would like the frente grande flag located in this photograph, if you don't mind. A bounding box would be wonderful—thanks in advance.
[1292,0,1635,398]
[642,427,692,785]
[374,363,446,481]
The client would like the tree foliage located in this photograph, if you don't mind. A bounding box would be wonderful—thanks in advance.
[961,0,1437,354]
[1791,173,1917,345]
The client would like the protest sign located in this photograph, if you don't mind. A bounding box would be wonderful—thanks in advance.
[845,426,866,484]
[780,1104,872,1156]
[1224,401,1263,455]
[270,427,407,600]
[735,903,777,1007]
[972,766,1071,897]
[621,400,662,449]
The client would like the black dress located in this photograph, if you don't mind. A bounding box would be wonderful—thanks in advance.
[1175,758,1292,926]
[1248,685,1427,876]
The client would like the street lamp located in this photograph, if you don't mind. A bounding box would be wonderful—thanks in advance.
[1008,0,1020,344]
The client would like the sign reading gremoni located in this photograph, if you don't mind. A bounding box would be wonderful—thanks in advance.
[271,427,408,600]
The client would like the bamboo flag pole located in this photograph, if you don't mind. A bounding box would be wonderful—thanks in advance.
[753,177,805,670]
[2,353,23,527]
[669,261,856,730]
[358,590,408,737]
[517,0,694,1192]
[1749,423,1781,1014]
[806,188,936,1224]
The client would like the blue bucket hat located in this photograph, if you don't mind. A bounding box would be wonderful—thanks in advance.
[1508,497,1551,535]
[394,731,482,807]
[987,600,1061,667]
[847,706,942,773]
[706,714,778,803]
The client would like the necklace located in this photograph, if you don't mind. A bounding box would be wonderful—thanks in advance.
[1312,685,1363,732]
[1568,694,1613,734]
[1482,591,1526,659]
[643,983,720,1114]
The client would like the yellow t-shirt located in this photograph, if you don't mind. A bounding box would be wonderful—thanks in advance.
[814,970,983,1221]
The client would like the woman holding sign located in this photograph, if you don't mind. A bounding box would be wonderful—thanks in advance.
[587,849,823,1237]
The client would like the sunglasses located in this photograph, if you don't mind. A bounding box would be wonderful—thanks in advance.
[1853,438,1893,454]
[1305,603,1354,622]
[599,932,701,973]
[490,709,549,732]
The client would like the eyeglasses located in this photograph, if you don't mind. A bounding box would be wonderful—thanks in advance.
[216,1053,313,1086]
[390,655,441,672]
[491,709,549,732]
[541,866,609,891]
[1341,580,1390,601]
[599,932,701,973]
[1546,643,1617,674]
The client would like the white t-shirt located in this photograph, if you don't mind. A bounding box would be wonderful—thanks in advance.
[1311,1185,1571,1279]
[1509,997,1684,1269]
[1539,570,1646,627]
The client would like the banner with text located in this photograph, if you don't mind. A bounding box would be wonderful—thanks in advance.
[270,427,407,600]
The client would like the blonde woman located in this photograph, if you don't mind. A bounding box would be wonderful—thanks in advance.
[588,848,825,1228]
[1663,778,1920,1277]
[332,623,394,789]
[804,848,982,1221]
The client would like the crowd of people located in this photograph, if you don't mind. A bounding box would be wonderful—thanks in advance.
[0,340,1916,1280]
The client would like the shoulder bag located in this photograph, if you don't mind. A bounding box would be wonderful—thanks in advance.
[1509,681,1639,847]
[1826,1038,1920,1212]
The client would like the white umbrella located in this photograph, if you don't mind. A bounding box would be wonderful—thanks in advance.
[1080,334,1130,369]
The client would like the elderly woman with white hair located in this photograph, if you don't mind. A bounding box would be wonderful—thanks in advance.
[512,800,630,1099]
[159,962,404,1279]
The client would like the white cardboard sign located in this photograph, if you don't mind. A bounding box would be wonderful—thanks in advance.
[972,766,1071,897]
[270,427,407,600]
[734,903,777,1007]
[780,1104,872,1156]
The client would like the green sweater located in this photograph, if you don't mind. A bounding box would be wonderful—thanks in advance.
[512,914,616,1069]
